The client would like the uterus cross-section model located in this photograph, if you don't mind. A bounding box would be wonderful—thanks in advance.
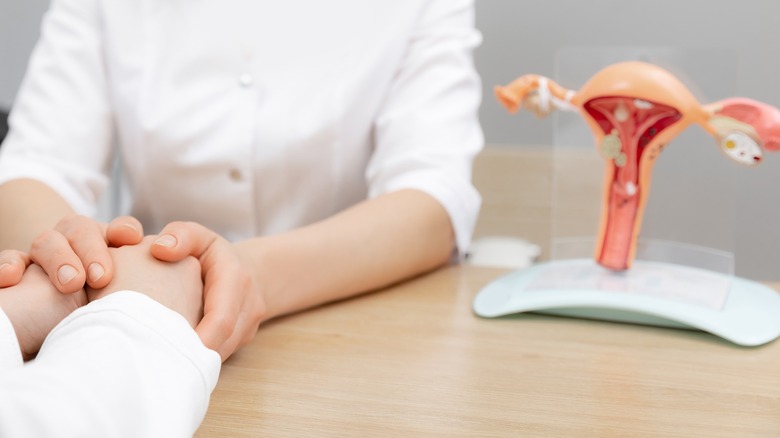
[472,61,780,346]
[495,61,780,271]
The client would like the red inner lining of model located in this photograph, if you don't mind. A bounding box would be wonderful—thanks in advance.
[583,96,682,269]
[585,96,681,166]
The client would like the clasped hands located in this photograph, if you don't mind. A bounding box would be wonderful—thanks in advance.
[0,215,267,361]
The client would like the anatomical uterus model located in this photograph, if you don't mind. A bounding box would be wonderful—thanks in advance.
[496,61,780,271]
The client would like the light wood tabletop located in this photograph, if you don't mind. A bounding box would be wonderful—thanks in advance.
[196,264,780,437]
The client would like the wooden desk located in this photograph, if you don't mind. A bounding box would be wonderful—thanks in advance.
[196,265,780,437]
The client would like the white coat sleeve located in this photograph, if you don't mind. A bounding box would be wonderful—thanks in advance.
[0,0,114,216]
[367,0,484,255]
[0,308,23,371]
[0,291,221,438]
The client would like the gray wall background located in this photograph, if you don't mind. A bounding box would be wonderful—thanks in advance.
[0,0,49,109]
[1,0,779,280]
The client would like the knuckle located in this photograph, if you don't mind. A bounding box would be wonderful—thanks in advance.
[0,249,23,262]
[30,233,80,266]
[172,220,206,237]
[183,220,200,229]
[55,214,87,233]
[65,226,90,243]
[164,220,187,231]
[30,230,60,253]
[55,213,79,228]
[249,305,267,325]
[55,216,103,246]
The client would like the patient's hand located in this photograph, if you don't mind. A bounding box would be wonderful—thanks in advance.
[87,236,204,328]
[0,264,88,361]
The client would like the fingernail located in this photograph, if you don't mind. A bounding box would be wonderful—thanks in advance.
[121,223,138,233]
[88,263,105,283]
[58,265,78,285]
[0,262,10,273]
[154,234,177,248]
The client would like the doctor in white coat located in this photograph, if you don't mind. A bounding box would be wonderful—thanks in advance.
[0,0,484,361]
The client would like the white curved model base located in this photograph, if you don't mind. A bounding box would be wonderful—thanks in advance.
[473,259,780,347]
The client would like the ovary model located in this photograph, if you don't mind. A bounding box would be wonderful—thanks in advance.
[495,61,780,271]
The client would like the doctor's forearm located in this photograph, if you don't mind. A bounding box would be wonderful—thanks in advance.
[237,189,455,321]
[0,179,75,252]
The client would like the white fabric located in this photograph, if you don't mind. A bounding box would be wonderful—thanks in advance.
[0,292,221,438]
[0,309,22,370]
[0,0,484,253]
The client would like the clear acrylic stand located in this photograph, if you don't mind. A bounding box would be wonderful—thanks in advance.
[473,47,780,346]
[472,257,780,346]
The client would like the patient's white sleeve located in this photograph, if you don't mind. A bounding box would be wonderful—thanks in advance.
[0,291,221,438]
[0,308,23,371]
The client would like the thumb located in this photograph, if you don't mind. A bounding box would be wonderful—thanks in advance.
[150,221,219,262]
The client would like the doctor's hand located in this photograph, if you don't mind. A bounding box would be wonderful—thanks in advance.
[150,222,267,360]
[0,264,88,361]
[87,236,204,328]
[0,215,144,293]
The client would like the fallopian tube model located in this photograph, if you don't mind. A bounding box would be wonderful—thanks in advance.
[495,61,780,271]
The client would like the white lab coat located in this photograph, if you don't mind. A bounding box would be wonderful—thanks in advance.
[0,292,221,438]
[0,0,483,253]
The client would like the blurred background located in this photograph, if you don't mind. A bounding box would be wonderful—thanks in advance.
[2,0,779,279]
[475,0,780,281]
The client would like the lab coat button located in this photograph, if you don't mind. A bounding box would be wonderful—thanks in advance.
[238,73,254,87]
[229,168,243,181]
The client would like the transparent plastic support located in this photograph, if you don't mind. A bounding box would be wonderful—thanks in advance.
[538,237,734,311]
[545,47,739,316]
[550,237,734,276]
